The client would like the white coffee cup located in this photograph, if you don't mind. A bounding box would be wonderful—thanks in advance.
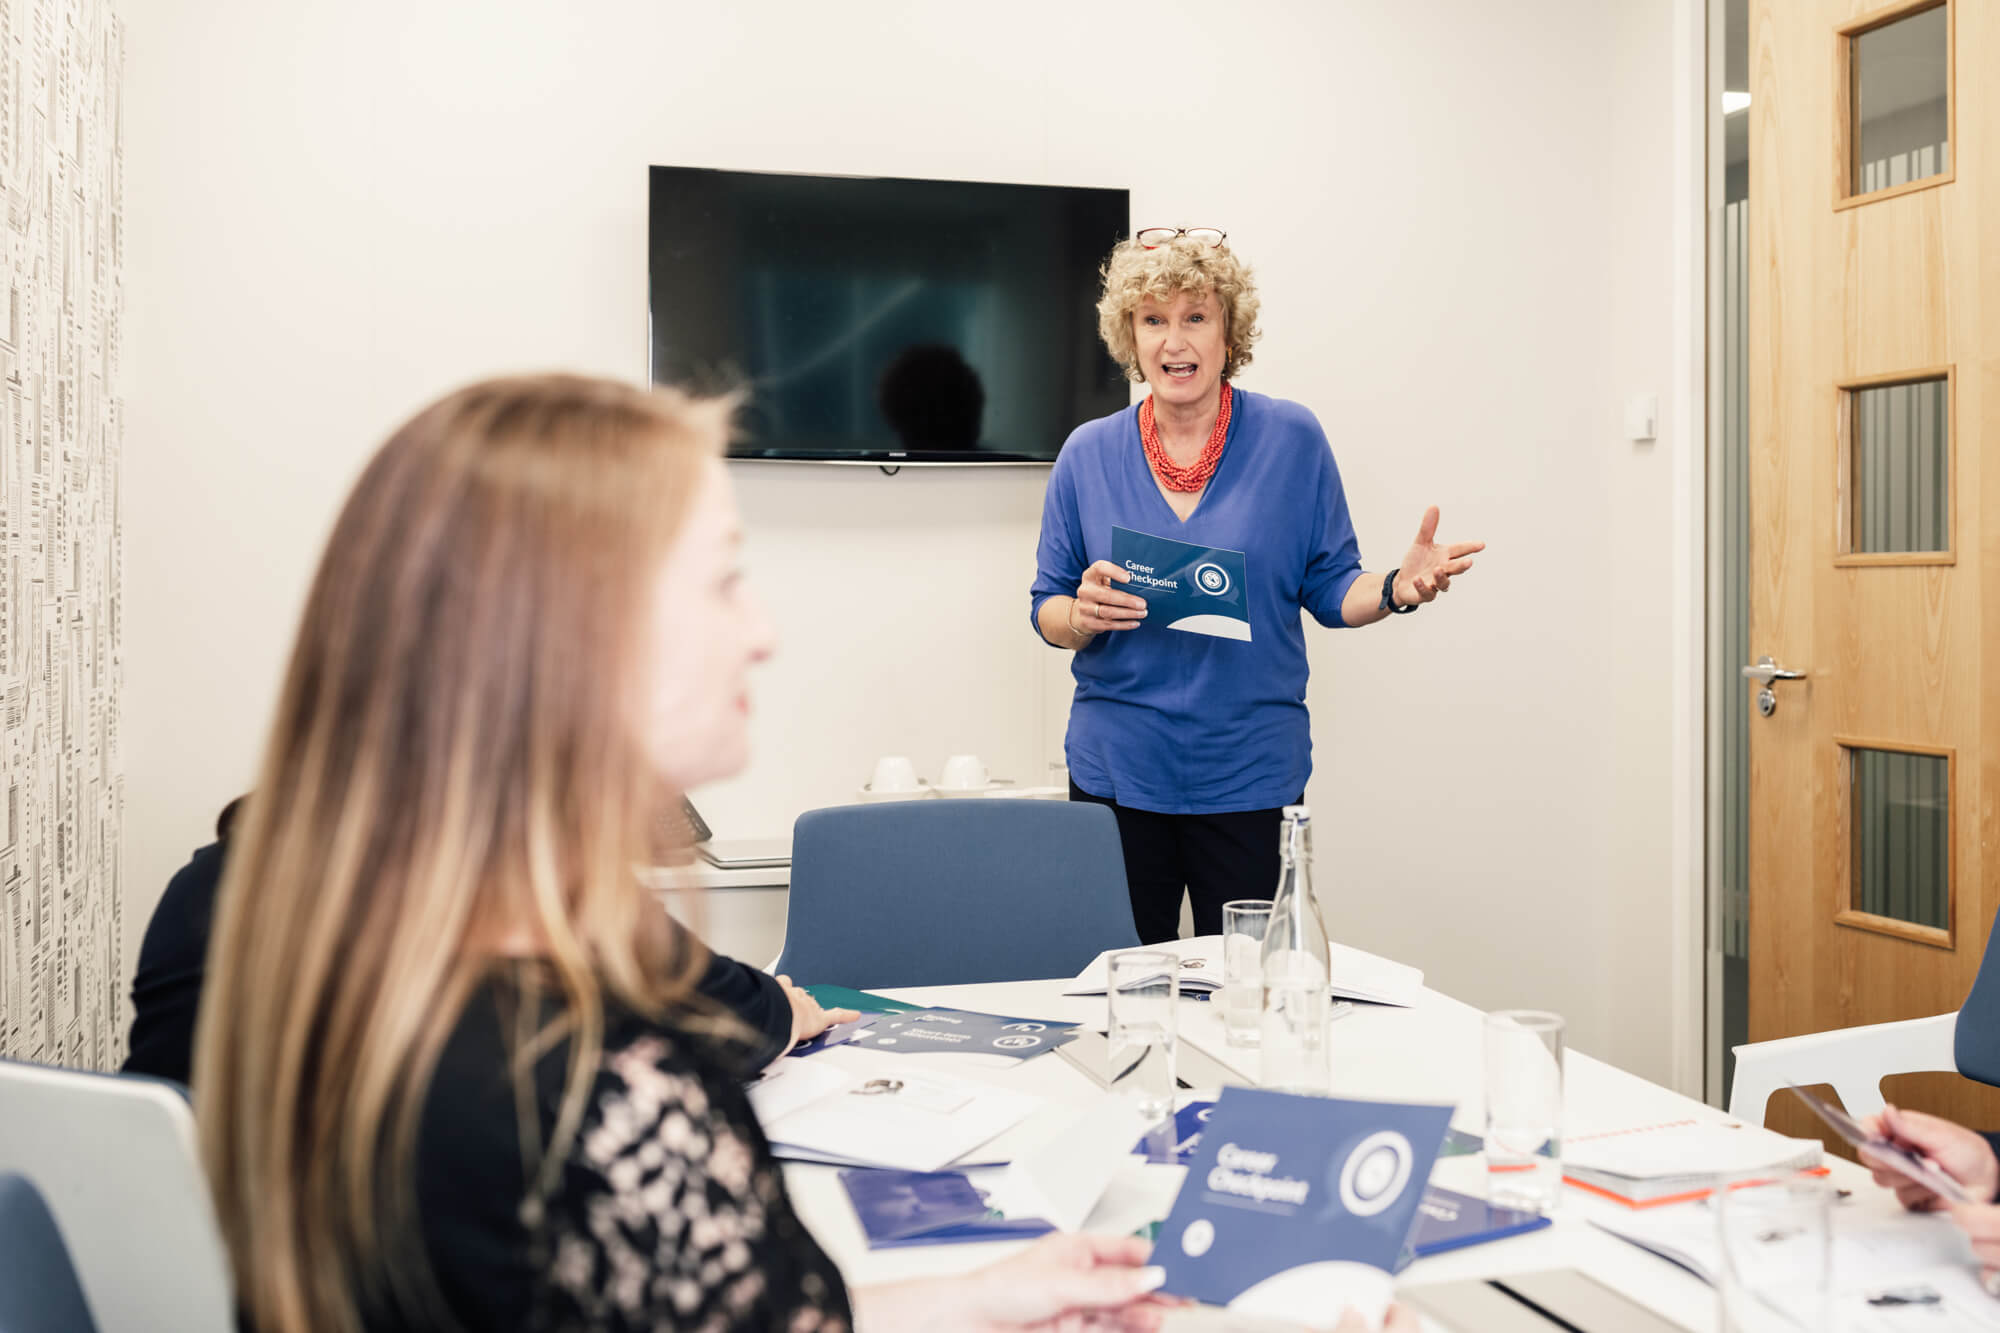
[871,755,921,793]
[939,754,989,792]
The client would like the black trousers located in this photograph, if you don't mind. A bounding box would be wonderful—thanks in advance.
[1069,780,1299,944]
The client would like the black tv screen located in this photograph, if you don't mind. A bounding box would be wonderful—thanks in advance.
[649,166,1130,463]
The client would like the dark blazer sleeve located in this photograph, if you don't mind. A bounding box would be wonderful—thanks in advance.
[1981,1133,2000,1201]
[123,842,228,1085]
[694,952,792,1069]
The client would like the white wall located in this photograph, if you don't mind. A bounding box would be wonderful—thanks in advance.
[119,0,1698,1086]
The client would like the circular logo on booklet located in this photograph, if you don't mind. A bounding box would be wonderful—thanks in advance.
[1337,1131,1414,1217]
[993,1034,1043,1050]
[1195,563,1230,596]
[1180,1218,1216,1257]
[1001,1022,1047,1032]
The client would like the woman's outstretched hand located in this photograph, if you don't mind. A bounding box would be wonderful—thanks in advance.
[1393,506,1484,605]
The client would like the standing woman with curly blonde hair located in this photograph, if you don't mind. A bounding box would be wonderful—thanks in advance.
[1030,231,1485,943]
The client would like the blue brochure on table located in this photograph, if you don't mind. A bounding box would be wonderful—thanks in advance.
[838,1168,1058,1249]
[1111,526,1251,642]
[841,1168,991,1241]
[1154,1088,1454,1325]
[843,1008,1077,1061]
[1396,1185,1551,1269]
[785,1017,873,1059]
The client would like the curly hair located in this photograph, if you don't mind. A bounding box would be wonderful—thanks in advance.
[1095,235,1262,383]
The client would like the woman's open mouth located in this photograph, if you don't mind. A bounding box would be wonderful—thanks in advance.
[1162,362,1198,381]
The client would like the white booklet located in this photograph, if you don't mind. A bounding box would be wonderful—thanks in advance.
[747,1058,1041,1174]
[1564,1119,1824,1183]
[1063,934,1424,1008]
[985,1097,1158,1232]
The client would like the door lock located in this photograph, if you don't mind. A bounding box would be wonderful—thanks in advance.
[1741,655,1807,717]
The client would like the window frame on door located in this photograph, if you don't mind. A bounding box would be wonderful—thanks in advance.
[1832,365,1955,567]
[1833,0,1955,211]
[1832,735,1957,949]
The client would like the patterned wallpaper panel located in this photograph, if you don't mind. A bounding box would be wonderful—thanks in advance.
[0,0,123,1070]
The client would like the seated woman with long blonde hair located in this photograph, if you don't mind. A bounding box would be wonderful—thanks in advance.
[193,375,1169,1332]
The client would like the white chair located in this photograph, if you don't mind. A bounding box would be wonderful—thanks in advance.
[0,1060,232,1333]
[1728,1010,1959,1125]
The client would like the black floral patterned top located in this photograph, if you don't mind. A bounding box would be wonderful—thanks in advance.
[382,969,853,1333]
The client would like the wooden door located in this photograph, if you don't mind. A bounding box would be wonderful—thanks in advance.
[1748,0,2000,1137]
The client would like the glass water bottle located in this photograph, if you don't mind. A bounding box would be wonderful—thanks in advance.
[1258,806,1332,1094]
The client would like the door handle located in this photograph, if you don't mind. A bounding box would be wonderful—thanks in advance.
[1742,656,1806,717]
[1740,656,1807,685]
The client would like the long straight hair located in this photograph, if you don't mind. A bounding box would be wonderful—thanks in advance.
[194,374,731,1333]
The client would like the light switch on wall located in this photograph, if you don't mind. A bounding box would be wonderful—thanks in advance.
[1625,394,1659,442]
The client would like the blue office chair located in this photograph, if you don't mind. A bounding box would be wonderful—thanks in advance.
[0,1173,99,1333]
[1954,898,2000,1088]
[772,799,1138,988]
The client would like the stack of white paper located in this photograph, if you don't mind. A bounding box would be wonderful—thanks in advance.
[1063,935,1424,1008]
[747,1058,1042,1174]
[1325,942,1426,1008]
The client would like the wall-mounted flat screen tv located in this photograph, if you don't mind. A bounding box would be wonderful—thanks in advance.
[649,166,1130,464]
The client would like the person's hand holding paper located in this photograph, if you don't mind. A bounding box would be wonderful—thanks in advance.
[1859,1103,1998,1209]
[1067,559,1149,636]
[1859,1103,2000,1294]
[855,1233,1176,1332]
[1110,527,1251,641]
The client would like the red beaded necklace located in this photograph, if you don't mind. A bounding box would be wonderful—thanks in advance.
[1139,382,1233,492]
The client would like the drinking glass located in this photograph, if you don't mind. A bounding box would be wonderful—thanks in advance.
[1714,1173,1833,1331]
[1221,900,1274,1048]
[1107,949,1178,1125]
[1483,1009,1564,1215]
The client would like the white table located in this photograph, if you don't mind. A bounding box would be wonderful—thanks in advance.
[778,976,1896,1331]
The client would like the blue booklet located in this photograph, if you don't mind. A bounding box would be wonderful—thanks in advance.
[784,1017,873,1059]
[843,1008,1077,1061]
[1397,1186,1551,1268]
[1111,527,1252,641]
[1133,1100,1216,1166]
[838,1168,1057,1249]
[1154,1088,1454,1324]
[869,1216,1057,1249]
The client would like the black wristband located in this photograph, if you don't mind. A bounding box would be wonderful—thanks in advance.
[1380,568,1419,615]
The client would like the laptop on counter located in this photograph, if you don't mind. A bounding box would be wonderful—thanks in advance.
[678,799,791,871]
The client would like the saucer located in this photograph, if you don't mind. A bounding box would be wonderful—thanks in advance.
[980,785,1069,801]
[935,780,1016,799]
[855,781,937,804]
